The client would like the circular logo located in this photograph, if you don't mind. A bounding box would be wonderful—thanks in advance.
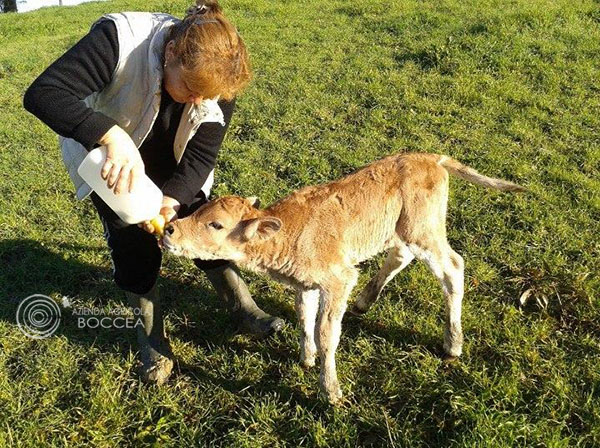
[16,294,61,339]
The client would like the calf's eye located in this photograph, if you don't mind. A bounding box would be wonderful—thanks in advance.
[209,221,224,230]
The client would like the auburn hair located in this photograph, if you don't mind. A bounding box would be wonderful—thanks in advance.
[167,0,251,101]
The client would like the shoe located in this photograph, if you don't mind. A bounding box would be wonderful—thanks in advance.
[126,282,174,385]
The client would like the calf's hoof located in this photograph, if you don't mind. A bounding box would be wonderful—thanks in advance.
[348,304,368,316]
[321,377,343,405]
[442,353,459,364]
[300,354,316,369]
[325,387,344,406]
[442,337,462,361]
[350,286,378,316]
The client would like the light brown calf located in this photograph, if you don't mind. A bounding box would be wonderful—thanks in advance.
[162,153,525,404]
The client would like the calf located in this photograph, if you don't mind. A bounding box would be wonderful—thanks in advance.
[162,153,524,404]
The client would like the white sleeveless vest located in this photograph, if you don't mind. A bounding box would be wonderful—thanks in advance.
[59,12,225,200]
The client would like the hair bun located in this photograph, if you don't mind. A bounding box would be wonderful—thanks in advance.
[187,4,207,16]
[185,0,222,19]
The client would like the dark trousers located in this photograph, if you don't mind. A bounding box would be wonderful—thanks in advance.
[90,192,227,294]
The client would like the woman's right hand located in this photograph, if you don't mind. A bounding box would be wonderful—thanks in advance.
[97,125,145,194]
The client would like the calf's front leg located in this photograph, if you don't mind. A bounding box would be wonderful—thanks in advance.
[316,270,357,404]
[294,289,320,368]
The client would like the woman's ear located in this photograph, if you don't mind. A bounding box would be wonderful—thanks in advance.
[164,40,176,64]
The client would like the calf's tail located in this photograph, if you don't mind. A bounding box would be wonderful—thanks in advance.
[437,155,526,192]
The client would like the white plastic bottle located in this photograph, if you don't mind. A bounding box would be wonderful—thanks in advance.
[77,146,163,225]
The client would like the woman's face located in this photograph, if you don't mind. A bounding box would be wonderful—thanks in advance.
[163,41,204,105]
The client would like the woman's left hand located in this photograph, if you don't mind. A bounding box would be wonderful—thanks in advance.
[140,195,181,235]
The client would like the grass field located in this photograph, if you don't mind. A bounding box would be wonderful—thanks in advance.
[1,0,599,445]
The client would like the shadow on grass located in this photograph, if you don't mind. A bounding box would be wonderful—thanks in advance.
[344,311,443,357]
[0,239,298,392]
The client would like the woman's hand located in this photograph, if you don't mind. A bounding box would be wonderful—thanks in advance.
[140,195,181,235]
[98,125,145,194]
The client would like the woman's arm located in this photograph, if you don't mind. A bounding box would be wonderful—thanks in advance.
[160,98,236,206]
[24,20,144,195]
[23,19,119,150]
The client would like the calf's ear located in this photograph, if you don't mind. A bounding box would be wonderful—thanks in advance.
[243,217,282,241]
[246,196,261,208]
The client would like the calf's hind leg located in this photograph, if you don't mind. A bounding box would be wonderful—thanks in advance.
[411,242,465,359]
[351,243,414,315]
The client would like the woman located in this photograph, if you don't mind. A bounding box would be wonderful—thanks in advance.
[23,1,284,385]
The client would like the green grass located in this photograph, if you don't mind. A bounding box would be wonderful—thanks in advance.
[1,0,599,445]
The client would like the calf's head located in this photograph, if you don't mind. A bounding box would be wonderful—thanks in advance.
[162,196,282,261]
